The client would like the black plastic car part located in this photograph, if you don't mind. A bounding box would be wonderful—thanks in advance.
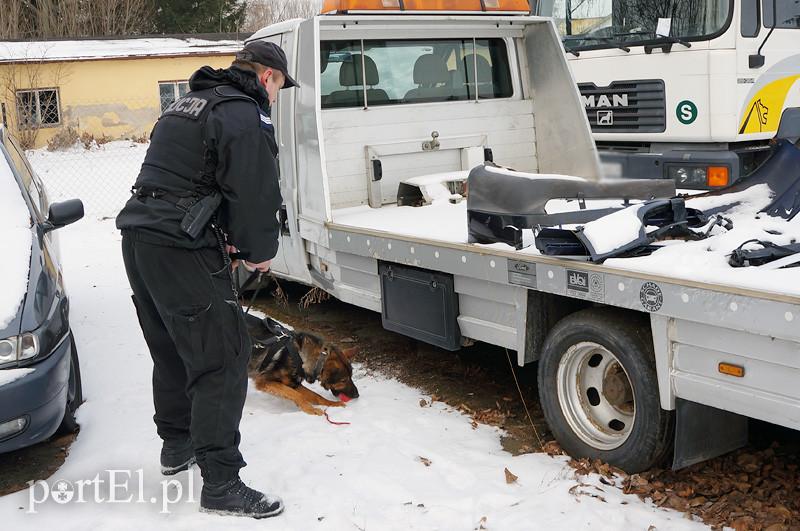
[728,240,800,268]
[534,198,709,263]
[467,163,676,249]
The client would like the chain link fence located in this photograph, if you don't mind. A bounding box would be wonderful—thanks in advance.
[28,139,148,219]
[24,97,155,219]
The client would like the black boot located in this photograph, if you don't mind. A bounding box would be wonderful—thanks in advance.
[160,437,195,476]
[200,478,284,518]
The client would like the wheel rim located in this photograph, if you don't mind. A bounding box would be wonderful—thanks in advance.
[556,341,635,450]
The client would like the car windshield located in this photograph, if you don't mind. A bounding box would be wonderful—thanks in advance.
[539,0,731,51]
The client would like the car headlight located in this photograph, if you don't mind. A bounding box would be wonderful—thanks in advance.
[0,333,41,368]
[0,339,16,363]
[20,333,39,361]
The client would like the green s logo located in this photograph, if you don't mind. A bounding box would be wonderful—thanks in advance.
[676,100,698,125]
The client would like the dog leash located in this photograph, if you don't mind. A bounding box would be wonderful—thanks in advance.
[239,269,267,316]
[323,410,351,426]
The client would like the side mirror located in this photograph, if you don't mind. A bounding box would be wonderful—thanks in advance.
[748,54,765,69]
[43,199,84,233]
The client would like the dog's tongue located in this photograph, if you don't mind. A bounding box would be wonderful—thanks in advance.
[338,394,351,403]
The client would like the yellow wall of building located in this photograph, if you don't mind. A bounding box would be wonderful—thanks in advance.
[1,54,235,149]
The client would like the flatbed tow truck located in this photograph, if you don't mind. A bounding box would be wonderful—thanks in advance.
[244,0,800,473]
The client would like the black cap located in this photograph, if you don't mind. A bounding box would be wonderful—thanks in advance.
[236,41,298,89]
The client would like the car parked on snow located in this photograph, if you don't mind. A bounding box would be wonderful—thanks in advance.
[0,126,84,453]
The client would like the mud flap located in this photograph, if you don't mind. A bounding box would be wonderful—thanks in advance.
[378,262,460,351]
[672,398,748,470]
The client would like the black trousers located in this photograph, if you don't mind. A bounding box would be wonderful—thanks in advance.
[121,232,252,485]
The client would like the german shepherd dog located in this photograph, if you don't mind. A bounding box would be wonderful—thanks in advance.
[244,313,359,416]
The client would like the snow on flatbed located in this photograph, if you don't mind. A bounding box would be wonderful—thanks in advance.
[333,183,800,299]
[0,220,707,529]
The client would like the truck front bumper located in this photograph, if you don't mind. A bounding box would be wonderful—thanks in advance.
[599,149,741,189]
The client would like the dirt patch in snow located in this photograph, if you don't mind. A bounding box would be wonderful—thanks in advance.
[0,432,76,496]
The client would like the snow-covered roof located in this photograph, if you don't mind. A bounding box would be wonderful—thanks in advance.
[0,36,245,64]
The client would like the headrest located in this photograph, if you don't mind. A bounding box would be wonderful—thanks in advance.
[339,54,380,86]
[320,49,330,73]
[413,54,449,86]
[463,54,492,83]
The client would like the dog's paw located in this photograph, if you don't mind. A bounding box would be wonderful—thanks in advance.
[303,406,325,416]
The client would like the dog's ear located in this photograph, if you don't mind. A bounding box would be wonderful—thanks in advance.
[341,347,357,360]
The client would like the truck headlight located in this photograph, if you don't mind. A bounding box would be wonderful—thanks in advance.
[669,166,707,187]
[667,165,730,189]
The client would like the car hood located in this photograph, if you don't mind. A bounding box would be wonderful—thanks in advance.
[0,165,34,338]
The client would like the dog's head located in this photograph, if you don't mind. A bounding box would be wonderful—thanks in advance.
[295,333,359,400]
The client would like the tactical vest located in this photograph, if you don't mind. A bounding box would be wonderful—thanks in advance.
[134,84,275,197]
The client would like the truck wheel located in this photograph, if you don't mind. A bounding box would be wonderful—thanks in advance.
[56,333,83,435]
[538,308,673,473]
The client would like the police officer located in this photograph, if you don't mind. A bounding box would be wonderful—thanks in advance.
[116,41,296,518]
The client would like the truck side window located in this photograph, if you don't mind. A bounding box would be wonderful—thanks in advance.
[742,0,761,36]
[320,38,512,109]
[763,0,800,28]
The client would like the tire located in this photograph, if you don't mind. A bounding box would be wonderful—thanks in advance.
[56,333,83,435]
[537,308,673,473]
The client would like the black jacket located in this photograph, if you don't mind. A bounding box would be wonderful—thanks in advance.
[116,66,283,263]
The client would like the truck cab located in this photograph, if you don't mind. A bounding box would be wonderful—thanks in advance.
[537,0,800,189]
[248,0,599,292]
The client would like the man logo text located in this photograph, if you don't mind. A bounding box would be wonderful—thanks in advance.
[583,94,629,108]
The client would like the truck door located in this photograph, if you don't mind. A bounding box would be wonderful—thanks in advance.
[736,0,800,139]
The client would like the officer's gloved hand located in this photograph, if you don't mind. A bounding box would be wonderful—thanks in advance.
[244,260,271,273]
[226,244,241,271]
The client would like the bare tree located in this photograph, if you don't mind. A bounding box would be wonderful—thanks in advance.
[244,0,321,31]
[0,1,29,39]
[0,45,69,149]
[0,0,152,40]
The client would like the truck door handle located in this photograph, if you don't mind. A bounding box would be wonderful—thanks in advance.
[279,205,289,235]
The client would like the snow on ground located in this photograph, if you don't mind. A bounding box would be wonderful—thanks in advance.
[0,217,706,529]
[27,141,148,218]
[0,156,32,329]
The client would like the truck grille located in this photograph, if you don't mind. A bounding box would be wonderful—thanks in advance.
[578,79,666,133]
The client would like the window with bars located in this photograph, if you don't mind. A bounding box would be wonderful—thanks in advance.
[159,81,190,113]
[15,89,61,129]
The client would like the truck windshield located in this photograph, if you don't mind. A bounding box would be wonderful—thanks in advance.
[539,0,732,51]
